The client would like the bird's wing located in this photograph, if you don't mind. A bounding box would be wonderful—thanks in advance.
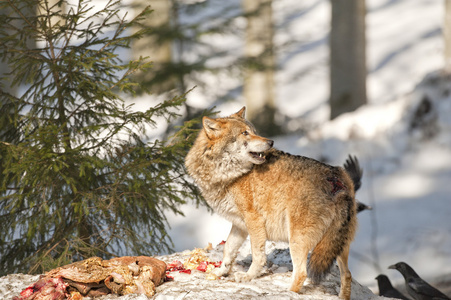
[408,278,450,299]
[384,289,409,300]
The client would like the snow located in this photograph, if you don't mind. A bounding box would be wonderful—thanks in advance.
[0,243,392,299]
[153,243,385,300]
[273,0,444,122]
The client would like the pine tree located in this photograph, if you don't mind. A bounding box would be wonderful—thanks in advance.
[0,0,209,275]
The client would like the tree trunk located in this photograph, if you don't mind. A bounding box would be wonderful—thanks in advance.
[133,0,174,93]
[329,0,367,120]
[243,0,279,136]
[0,3,22,96]
[0,2,36,138]
[0,55,15,96]
[444,0,451,71]
[46,0,66,26]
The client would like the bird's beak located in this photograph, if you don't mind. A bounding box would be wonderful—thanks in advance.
[388,264,396,270]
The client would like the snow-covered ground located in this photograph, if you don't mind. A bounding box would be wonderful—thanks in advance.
[164,0,451,295]
[0,243,392,299]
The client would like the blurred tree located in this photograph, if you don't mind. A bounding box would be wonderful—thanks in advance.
[131,0,245,120]
[0,4,17,137]
[0,5,18,97]
[0,0,35,177]
[47,0,67,25]
[444,0,451,70]
[132,0,176,94]
[130,0,289,131]
[329,0,367,119]
[0,0,209,276]
[242,0,280,136]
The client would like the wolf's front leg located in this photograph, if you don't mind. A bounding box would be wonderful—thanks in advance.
[234,219,267,282]
[213,224,248,277]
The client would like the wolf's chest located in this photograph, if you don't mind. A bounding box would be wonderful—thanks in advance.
[205,192,245,228]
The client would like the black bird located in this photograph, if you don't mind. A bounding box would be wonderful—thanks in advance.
[356,201,372,213]
[375,274,410,299]
[343,155,372,213]
[343,155,363,191]
[389,262,450,300]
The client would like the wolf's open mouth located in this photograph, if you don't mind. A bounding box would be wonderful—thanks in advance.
[250,152,265,162]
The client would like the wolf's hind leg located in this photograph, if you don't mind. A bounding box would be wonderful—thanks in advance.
[288,238,310,293]
[336,244,352,300]
[214,224,248,277]
[288,224,326,293]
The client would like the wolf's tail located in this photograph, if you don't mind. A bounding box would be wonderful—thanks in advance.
[343,155,362,192]
[307,195,356,283]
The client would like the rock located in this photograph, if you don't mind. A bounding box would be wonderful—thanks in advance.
[1,242,396,300]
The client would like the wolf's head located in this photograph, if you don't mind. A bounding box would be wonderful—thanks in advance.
[201,107,274,166]
[185,107,274,186]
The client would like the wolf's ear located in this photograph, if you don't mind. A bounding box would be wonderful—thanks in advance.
[231,106,246,119]
[202,116,222,139]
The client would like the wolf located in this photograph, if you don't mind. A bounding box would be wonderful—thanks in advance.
[185,107,359,300]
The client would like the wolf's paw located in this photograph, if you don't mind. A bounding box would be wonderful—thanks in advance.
[338,291,351,300]
[234,271,252,282]
[213,265,229,277]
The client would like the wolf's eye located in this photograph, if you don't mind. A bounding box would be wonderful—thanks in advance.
[242,130,249,136]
